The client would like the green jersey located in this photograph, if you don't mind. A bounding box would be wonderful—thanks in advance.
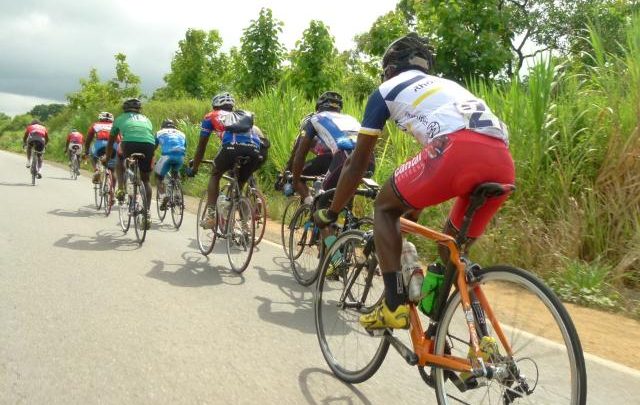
[111,112,155,144]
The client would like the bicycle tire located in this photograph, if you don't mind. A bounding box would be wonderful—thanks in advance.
[31,153,38,186]
[103,170,114,217]
[315,230,389,383]
[118,177,131,233]
[433,265,587,405]
[288,203,323,286]
[196,190,217,255]
[281,197,300,256]
[226,197,255,273]
[133,182,149,244]
[156,180,168,222]
[94,166,104,210]
[170,177,184,229]
[249,188,267,245]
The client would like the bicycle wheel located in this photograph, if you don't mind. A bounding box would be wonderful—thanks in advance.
[70,156,76,179]
[433,265,587,405]
[156,180,168,222]
[288,203,323,286]
[94,167,104,210]
[281,197,300,256]
[315,230,388,383]
[31,153,38,185]
[226,197,255,273]
[249,188,267,245]
[103,170,114,217]
[133,182,148,244]
[118,179,131,233]
[170,178,185,229]
[196,190,217,255]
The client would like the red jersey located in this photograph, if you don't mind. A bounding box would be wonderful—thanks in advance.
[88,121,113,141]
[25,124,48,140]
[67,131,84,144]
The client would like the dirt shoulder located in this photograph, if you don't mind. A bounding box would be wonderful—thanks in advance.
[33,154,640,370]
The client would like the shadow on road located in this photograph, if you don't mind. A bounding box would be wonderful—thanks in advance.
[298,367,372,405]
[47,176,75,181]
[48,205,103,218]
[0,181,33,187]
[146,251,244,288]
[53,230,140,251]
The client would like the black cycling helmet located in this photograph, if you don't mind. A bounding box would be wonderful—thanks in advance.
[382,32,435,81]
[211,92,235,111]
[316,91,343,112]
[30,119,41,125]
[70,128,78,132]
[161,119,176,129]
[122,98,142,113]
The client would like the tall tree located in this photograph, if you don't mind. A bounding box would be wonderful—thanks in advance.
[288,21,340,99]
[28,104,65,121]
[237,8,284,96]
[110,53,141,99]
[161,29,228,99]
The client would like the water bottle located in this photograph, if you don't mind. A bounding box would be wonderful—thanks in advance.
[419,262,445,316]
[400,239,424,303]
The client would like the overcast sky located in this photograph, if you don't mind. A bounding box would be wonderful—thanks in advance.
[0,0,398,116]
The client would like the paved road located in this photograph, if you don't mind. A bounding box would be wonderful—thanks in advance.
[1,150,639,404]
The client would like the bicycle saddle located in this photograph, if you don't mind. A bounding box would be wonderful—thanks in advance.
[470,182,515,199]
[130,153,146,160]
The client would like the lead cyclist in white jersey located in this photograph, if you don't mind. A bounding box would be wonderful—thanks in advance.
[314,33,515,330]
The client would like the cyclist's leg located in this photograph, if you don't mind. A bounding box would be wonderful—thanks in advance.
[34,140,44,172]
[205,145,234,221]
[115,143,126,199]
[154,155,170,195]
[133,142,156,211]
[26,142,32,166]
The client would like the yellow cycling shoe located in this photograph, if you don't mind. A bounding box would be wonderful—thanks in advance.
[359,299,409,330]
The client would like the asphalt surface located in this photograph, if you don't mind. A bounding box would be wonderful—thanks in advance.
[1,150,639,404]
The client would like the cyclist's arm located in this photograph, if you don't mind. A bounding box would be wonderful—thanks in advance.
[285,134,304,172]
[44,130,49,145]
[22,129,28,145]
[85,126,95,154]
[192,119,213,172]
[292,135,313,199]
[328,89,388,214]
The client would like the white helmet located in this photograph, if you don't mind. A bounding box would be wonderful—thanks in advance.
[98,111,114,122]
[211,92,235,109]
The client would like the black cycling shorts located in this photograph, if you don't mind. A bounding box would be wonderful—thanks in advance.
[213,144,262,184]
[27,135,45,152]
[121,141,155,173]
[302,154,332,177]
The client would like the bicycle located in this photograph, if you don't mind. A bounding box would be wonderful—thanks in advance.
[102,160,116,217]
[156,170,185,229]
[279,173,324,258]
[118,153,149,244]
[68,145,81,180]
[94,158,106,210]
[245,175,267,246]
[28,147,44,186]
[314,182,587,404]
[195,157,255,273]
[288,178,378,286]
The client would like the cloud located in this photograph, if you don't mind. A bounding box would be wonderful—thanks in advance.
[0,0,396,105]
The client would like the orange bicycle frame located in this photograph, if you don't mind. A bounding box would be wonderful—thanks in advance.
[399,217,513,371]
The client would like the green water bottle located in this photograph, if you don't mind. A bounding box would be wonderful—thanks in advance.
[419,262,445,316]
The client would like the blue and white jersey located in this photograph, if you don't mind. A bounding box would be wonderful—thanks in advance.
[304,111,361,154]
[156,128,187,156]
[360,70,508,146]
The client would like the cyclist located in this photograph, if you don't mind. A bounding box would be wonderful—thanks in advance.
[64,128,84,166]
[105,98,155,228]
[154,119,187,210]
[314,33,514,330]
[291,92,374,202]
[85,112,114,184]
[277,112,332,194]
[22,119,48,178]
[186,92,264,229]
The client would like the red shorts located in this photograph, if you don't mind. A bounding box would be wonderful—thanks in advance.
[392,130,515,238]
